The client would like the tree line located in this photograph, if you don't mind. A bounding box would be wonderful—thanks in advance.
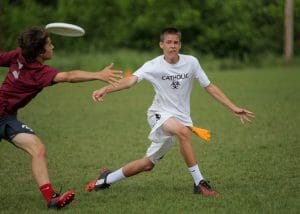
[1,0,299,60]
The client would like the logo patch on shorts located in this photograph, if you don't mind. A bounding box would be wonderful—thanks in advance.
[155,114,161,121]
[22,124,34,132]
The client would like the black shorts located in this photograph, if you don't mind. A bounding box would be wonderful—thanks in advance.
[0,115,35,142]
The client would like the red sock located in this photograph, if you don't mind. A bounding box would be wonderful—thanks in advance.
[39,183,55,203]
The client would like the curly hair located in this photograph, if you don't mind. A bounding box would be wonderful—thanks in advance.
[18,27,49,62]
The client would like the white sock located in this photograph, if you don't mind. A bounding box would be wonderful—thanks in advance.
[188,164,204,185]
[106,168,126,184]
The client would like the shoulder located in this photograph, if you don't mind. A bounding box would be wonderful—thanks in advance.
[180,54,198,63]
[0,47,21,60]
[147,55,163,65]
[139,55,163,70]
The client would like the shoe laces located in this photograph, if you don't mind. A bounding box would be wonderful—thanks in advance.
[51,185,63,198]
[200,180,212,190]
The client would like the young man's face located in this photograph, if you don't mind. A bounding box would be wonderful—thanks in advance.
[39,37,54,61]
[159,34,181,63]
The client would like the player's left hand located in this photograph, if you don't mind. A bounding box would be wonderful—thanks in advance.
[233,108,255,124]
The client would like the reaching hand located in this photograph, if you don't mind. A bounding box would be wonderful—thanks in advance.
[98,63,123,86]
[92,88,107,102]
[233,108,255,124]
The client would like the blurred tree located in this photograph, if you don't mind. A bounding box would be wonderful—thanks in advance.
[1,0,56,50]
[0,0,298,59]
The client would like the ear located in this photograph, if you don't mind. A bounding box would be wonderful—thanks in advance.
[159,41,163,49]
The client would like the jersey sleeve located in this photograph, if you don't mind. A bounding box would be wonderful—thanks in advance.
[133,61,152,83]
[192,57,210,87]
[36,65,59,88]
[0,49,19,67]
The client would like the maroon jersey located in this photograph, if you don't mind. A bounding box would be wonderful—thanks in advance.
[0,48,59,116]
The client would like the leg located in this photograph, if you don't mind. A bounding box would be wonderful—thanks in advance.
[85,156,154,192]
[162,117,196,167]
[12,133,50,186]
[162,118,218,196]
[11,133,76,207]
[122,156,154,177]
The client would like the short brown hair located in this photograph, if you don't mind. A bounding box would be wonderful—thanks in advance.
[18,27,49,62]
[160,27,181,42]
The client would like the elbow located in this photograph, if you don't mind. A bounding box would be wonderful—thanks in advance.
[53,72,73,83]
[205,83,214,92]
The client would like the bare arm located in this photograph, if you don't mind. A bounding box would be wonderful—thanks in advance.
[205,83,255,123]
[53,63,123,85]
[92,75,138,102]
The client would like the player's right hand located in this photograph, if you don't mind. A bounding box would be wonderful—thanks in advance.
[98,63,123,86]
[92,88,107,102]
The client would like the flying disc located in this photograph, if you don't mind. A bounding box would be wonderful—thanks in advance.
[45,22,85,37]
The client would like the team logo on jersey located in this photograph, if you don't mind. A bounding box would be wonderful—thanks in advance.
[12,60,23,79]
[12,70,20,79]
[171,80,180,89]
[161,73,188,89]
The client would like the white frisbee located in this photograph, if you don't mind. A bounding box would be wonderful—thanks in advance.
[45,22,85,37]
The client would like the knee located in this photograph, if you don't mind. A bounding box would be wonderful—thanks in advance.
[177,127,191,142]
[143,159,155,171]
[31,141,46,158]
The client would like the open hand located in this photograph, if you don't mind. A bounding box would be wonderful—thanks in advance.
[98,63,123,86]
[233,108,255,124]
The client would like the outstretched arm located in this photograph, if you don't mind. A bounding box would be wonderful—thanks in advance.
[53,63,123,85]
[205,83,255,123]
[92,75,138,102]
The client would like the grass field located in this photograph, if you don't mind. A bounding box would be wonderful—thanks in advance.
[0,52,299,213]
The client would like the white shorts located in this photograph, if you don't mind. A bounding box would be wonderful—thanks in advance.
[145,112,176,164]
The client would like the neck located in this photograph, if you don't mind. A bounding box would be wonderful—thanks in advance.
[164,55,179,64]
[36,56,44,63]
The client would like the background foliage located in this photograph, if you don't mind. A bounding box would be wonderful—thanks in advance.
[1,0,299,60]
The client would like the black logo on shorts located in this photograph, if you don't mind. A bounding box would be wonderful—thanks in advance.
[22,124,34,132]
[155,114,161,121]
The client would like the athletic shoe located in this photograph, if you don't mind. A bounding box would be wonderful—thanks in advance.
[194,180,218,196]
[85,168,111,192]
[47,189,75,209]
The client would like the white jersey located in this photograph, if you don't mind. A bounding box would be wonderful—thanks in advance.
[133,54,210,126]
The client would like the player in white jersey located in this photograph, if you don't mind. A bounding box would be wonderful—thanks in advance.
[86,27,255,196]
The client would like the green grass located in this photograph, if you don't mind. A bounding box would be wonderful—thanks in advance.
[0,53,299,213]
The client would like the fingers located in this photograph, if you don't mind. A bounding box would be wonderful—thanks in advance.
[108,80,119,87]
[105,63,114,69]
[110,71,123,79]
[241,114,252,123]
[92,91,106,102]
[105,63,123,75]
[235,109,255,124]
[243,109,255,117]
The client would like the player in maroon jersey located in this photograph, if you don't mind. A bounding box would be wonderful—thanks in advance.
[0,27,122,209]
